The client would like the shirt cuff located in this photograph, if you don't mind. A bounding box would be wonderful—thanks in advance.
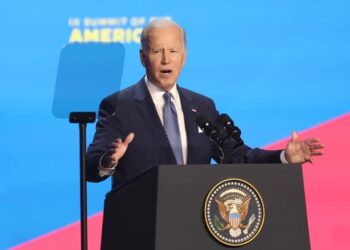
[280,150,289,164]
[98,153,118,177]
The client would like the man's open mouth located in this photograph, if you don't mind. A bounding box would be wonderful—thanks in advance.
[160,69,172,74]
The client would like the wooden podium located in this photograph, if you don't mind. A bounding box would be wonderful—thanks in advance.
[101,164,310,250]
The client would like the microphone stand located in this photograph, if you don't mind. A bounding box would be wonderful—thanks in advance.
[207,137,225,164]
[69,112,96,250]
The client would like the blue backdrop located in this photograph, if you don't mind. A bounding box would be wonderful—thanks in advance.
[1,0,349,248]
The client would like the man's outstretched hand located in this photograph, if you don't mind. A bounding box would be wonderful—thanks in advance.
[285,131,324,164]
[101,132,135,168]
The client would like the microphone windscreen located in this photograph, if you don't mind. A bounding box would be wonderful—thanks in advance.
[217,113,234,127]
[195,115,208,126]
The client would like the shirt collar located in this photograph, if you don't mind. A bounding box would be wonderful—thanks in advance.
[144,75,180,103]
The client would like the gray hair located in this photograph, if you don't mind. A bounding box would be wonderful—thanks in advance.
[140,19,187,50]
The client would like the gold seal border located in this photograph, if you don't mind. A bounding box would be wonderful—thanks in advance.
[204,178,265,247]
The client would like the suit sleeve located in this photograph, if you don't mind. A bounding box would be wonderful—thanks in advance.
[86,97,127,182]
[226,144,283,163]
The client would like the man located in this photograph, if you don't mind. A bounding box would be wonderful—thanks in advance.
[86,19,323,188]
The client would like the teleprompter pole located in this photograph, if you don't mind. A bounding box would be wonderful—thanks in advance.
[69,112,96,250]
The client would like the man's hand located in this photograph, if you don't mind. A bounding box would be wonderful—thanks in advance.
[101,133,135,168]
[285,131,324,164]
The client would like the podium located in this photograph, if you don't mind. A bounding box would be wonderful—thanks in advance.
[101,164,310,250]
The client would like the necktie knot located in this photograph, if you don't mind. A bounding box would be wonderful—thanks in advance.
[163,92,172,103]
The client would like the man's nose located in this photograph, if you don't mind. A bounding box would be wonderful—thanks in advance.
[161,51,170,64]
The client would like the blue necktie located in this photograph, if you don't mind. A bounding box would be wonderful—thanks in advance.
[163,92,184,165]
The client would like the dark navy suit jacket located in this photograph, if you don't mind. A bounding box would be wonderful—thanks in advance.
[86,79,282,188]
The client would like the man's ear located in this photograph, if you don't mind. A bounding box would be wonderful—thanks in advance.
[182,49,187,66]
[139,49,146,68]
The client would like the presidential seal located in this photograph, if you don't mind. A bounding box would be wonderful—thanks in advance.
[204,178,265,247]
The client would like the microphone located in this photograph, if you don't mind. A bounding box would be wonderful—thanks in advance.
[195,115,221,144]
[217,113,243,145]
[196,115,225,163]
[217,113,234,135]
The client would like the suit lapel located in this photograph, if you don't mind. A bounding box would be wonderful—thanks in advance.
[178,86,199,164]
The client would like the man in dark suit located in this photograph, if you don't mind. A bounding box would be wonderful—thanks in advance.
[86,19,323,188]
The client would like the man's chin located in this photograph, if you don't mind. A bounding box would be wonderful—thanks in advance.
[154,79,177,91]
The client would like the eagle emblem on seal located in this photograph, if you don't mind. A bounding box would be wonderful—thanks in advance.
[215,189,256,238]
[204,179,265,246]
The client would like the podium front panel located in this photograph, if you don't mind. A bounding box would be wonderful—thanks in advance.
[102,164,310,250]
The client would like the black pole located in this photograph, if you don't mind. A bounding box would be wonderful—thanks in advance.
[79,122,88,250]
[69,112,96,250]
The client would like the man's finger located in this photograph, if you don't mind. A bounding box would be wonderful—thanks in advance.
[306,158,313,164]
[124,132,135,146]
[108,148,117,154]
[109,142,119,149]
[306,138,320,145]
[310,144,324,150]
[291,131,298,142]
[114,138,122,143]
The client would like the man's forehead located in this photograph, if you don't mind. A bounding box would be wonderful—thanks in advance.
[147,28,185,46]
[148,25,183,37]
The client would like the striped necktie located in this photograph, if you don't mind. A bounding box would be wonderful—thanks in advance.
[163,92,184,165]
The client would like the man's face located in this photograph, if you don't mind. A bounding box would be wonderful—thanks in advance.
[140,25,187,91]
